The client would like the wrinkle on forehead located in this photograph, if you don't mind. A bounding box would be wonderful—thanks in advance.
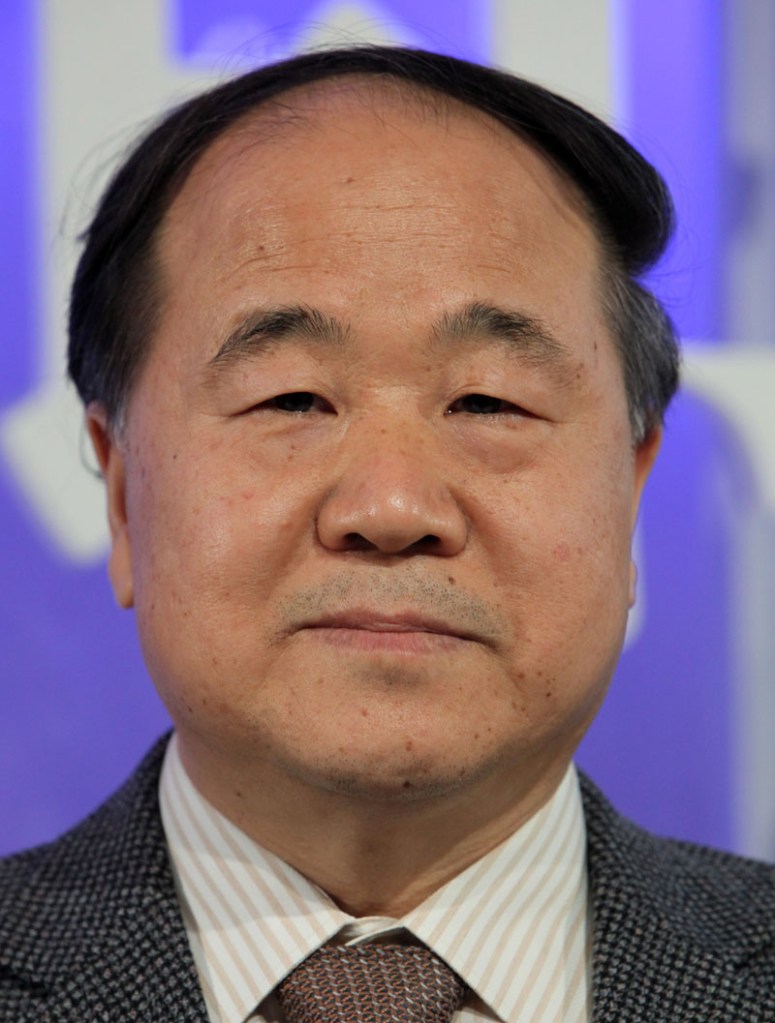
[151,73,619,404]
[165,74,600,248]
[160,110,604,327]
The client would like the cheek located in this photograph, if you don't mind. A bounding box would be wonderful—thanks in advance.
[544,478,634,603]
[124,435,310,605]
[483,452,636,634]
[492,457,633,562]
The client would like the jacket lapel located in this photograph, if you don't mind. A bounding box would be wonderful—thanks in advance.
[6,743,775,1021]
[582,775,775,1022]
[2,737,209,1022]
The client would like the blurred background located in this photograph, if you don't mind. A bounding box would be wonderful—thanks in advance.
[3,0,775,859]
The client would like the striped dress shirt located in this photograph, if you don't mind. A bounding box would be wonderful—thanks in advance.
[160,734,590,1023]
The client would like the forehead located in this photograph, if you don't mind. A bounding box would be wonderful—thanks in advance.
[160,78,602,272]
[149,77,616,401]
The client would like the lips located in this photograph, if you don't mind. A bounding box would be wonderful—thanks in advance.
[301,610,476,641]
[290,610,484,658]
[279,585,501,651]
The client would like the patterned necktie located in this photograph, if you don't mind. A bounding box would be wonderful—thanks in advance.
[278,942,467,1023]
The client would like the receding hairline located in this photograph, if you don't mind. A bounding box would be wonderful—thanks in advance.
[171,72,601,226]
[154,70,609,335]
[109,69,644,436]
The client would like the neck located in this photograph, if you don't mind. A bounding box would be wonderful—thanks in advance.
[177,738,570,917]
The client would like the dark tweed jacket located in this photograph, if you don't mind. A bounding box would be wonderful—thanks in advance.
[2,739,775,1021]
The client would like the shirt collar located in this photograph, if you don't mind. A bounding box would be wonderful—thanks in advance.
[160,734,587,1023]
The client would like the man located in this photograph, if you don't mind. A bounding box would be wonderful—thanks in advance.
[1,45,774,1022]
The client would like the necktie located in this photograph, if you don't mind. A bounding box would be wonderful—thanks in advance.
[278,942,467,1023]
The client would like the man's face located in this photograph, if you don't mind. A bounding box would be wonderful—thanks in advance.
[92,86,657,813]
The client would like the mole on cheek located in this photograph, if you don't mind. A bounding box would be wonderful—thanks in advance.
[553,542,571,562]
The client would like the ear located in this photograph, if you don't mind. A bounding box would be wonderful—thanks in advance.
[87,404,134,609]
[629,427,661,607]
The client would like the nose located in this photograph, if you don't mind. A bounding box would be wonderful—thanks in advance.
[316,426,468,557]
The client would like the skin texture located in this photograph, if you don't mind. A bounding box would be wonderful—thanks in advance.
[89,83,660,915]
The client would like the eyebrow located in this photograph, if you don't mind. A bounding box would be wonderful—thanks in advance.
[209,305,349,367]
[206,299,572,376]
[432,301,569,365]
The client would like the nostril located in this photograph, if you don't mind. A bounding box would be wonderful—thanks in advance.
[317,490,468,556]
[343,532,376,551]
[407,534,442,553]
[337,531,442,555]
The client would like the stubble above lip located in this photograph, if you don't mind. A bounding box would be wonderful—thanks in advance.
[277,577,503,649]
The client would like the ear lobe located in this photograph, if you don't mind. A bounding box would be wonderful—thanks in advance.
[86,404,134,609]
[631,427,661,527]
[628,427,661,607]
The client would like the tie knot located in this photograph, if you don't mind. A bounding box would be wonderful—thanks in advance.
[278,942,467,1023]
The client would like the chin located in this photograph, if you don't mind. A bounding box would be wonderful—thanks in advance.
[286,746,492,805]
[326,771,472,804]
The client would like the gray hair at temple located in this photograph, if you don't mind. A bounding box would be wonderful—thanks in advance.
[67,45,679,443]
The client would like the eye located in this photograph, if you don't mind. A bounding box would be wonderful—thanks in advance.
[262,391,333,414]
[447,393,524,416]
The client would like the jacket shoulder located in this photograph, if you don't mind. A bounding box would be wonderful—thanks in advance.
[0,737,210,1021]
[0,737,171,974]
[581,772,775,924]
[581,771,775,1019]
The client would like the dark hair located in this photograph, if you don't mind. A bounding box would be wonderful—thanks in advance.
[67,45,679,441]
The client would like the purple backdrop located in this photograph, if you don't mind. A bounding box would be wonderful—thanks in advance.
[0,0,742,858]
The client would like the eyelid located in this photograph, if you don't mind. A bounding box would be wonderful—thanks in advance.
[447,393,530,416]
[254,390,335,414]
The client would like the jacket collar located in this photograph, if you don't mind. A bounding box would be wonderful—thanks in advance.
[0,736,208,1021]
[581,773,775,1021]
[4,741,774,1021]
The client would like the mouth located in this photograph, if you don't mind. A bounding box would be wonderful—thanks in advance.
[296,611,480,654]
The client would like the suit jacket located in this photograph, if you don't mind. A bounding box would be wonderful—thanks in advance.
[2,738,775,1022]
